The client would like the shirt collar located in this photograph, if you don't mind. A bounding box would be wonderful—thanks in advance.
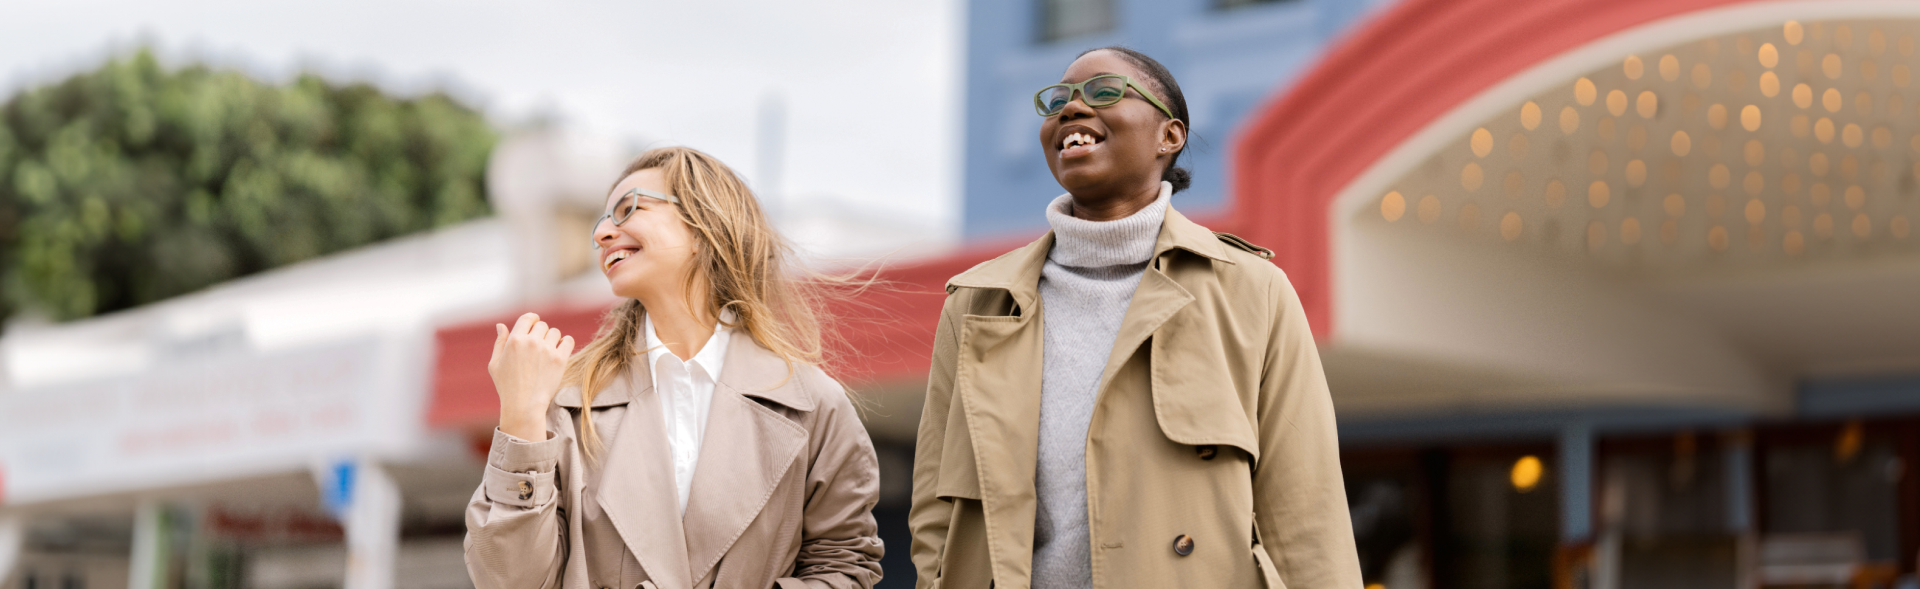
[643,308,736,379]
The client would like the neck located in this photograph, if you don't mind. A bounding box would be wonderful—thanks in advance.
[636,284,716,361]
[1067,178,1164,221]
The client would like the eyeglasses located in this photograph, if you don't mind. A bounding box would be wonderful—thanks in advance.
[1033,74,1175,120]
[591,187,679,245]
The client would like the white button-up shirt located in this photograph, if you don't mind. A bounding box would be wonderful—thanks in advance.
[643,311,733,515]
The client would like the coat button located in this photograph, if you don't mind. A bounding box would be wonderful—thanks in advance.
[516,480,533,501]
[1195,445,1218,460]
[1172,534,1195,556]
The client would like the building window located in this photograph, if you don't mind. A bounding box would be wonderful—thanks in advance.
[1216,0,1296,9]
[1037,0,1115,42]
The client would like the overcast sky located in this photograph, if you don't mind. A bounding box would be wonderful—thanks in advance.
[1,0,963,234]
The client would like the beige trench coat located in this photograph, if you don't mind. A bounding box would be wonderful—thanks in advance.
[908,207,1362,589]
[465,328,884,589]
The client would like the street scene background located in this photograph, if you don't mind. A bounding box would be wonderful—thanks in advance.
[3,1,1919,588]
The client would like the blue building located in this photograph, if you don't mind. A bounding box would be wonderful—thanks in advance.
[961,0,1391,239]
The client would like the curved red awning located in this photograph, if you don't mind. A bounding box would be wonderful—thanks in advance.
[1232,0,1750,338]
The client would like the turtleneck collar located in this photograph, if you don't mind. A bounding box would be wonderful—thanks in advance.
[1044,181,1172,268]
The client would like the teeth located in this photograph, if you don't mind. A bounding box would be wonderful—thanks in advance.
[606,249,632,268]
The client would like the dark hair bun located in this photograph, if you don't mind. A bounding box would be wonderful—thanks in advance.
[1163,166,1192,193]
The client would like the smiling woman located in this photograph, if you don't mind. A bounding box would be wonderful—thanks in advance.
[464,146,886,589]
[910,47,1363,589]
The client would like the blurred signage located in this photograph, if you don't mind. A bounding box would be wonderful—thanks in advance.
[316,459,356,521]
[0,337,400,505]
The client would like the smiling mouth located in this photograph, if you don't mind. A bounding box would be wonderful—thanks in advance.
[1060,131,1104,158]
[603,247,637,272]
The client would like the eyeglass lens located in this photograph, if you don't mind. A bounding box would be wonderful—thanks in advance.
[590,193,639,243]
[1040,76,1129,115]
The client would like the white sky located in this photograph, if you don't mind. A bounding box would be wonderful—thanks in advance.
[1,0,963,234]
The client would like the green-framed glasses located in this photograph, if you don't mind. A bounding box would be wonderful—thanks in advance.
[591,187,679,245]
[1033,74,1175,120]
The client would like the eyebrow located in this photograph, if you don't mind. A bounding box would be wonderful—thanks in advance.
[1059,71,1123,83]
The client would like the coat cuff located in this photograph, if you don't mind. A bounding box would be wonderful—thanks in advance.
[488,428,563,472]
[482,428,563,508]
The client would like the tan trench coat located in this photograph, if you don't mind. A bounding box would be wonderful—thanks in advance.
[908,207,1362,589]
[465,329,884,589]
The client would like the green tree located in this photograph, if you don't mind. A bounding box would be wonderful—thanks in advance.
[0,50,496,327]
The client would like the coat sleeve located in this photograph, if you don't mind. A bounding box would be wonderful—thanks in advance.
[776,376,886,589]
[907,295,962,588]
[1251,271,1365,589]
[464,427,568,589]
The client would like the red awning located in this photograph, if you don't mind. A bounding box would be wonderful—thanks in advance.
[423,243,1018,431]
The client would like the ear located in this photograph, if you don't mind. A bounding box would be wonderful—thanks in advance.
[1158,118,1188,157]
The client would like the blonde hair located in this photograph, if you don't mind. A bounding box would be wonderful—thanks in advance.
[564,146,840,459]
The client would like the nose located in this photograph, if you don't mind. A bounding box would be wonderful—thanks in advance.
[591,214,620,247]
[1057,89,1097,120]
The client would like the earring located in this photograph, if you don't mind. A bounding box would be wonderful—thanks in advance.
[1159,148,1167,152]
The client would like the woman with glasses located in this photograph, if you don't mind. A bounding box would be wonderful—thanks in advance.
[466,147,884,589]
[909,47,1362,588]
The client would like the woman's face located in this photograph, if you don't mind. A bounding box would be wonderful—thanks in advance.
[595,168,701,301]
[1039,50,1185,198]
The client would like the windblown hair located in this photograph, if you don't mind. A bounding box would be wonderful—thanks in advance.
[563,146,836,459]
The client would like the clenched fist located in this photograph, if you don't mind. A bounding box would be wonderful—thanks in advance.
[489,312,576,441]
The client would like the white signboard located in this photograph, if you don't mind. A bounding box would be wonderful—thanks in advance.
[0,335,422,505]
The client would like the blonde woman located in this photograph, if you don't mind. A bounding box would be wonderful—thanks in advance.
[465,147,883,589]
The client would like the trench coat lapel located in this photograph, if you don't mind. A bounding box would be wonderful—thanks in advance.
[682,336,812,586]
[1096,209,1229,392]
[592,359,696,589]
[946,233,1053,584]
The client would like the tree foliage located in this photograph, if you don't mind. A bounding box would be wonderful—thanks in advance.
[0,50,496,326]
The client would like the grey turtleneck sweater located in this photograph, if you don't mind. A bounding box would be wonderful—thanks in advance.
[1032,182,1171,588]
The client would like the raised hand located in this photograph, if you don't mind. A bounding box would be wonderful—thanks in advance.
[488,312,576,441]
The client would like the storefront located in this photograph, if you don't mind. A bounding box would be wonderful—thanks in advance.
[746,0,1920,586]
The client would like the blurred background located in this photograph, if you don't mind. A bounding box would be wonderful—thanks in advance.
[3,1,1919,589]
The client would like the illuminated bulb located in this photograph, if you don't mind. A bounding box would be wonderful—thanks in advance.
[1380,191,1406,222]
[1471,128,1493,157]
[1521,101,1542,130]
[1511,456,1544,492]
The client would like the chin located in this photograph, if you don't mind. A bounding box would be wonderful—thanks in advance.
[1054,161,1109,189]
[1057,172,1106,195]
[605,271,648,300]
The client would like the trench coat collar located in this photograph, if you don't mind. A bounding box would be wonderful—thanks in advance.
[946,204,1232,300]
[584,358,695,589]
[683,336,811,585]
[557,310,814,588]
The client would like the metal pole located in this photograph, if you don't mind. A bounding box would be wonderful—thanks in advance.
[127,500,166,589]
[1559,421,1594,543]
[342,459,400,589]
[0,511,20,585]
